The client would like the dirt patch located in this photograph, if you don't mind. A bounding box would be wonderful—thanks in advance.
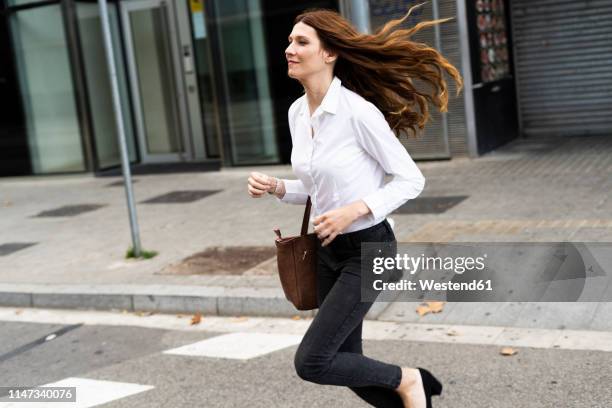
[158,246,277,275]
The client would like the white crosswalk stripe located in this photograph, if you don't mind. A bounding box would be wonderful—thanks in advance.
[0,377,154,408]
[163,332,303,360]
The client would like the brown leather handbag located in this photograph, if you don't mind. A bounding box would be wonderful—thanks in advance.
[273,197,318,311]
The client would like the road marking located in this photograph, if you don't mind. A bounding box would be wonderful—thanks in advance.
[163,332,303,360]
[0,324,82,364]
[1,307,612,353]
[0,377,153,407]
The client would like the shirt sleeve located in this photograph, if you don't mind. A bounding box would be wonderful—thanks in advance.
[275,98,310,205]
[352,102,426,220]
[275,178,309,204]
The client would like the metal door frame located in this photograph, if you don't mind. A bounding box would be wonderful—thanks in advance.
[120,0,192,163]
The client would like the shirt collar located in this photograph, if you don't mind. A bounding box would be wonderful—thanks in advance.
[300,76,342,117]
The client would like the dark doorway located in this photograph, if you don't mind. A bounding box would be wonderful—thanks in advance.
[0,11,31,176]
[260,0,338,163]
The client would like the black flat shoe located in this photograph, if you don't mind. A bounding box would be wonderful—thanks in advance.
[417,367,443,408]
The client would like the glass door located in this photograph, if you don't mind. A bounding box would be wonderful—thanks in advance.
[210,0,279,165]
[76,1,138,169]
[9,4,86,173]
[121,0,191,163]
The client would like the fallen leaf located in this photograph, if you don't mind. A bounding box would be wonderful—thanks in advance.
[416,304,431,316]
[416,301,446,317]
[135,311,154,317]
[190,313,202,325]
[291,315,301,320]
[446,330,459,336]
[500,347,518,356]
[176,314,184,318]
[14,309,23,315]
[426,301,445,313]
[231,316,249,322]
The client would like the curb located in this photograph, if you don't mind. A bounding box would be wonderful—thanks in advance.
[0,283,398,320]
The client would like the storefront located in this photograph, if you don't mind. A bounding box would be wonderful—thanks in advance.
[508,0,612,138]
[0,0,479,177]
[1,0,204,176]
[368,0,610,157]
[461,0,612,155]
[2,0,608,177]
[0,0,337,176]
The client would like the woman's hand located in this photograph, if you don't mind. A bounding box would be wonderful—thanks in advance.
[248,172,276,198]
[313,200,371,246]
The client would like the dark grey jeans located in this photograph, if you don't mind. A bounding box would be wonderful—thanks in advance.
[294,219,404,407]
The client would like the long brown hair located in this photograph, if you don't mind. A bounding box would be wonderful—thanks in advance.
[294,2,464,138]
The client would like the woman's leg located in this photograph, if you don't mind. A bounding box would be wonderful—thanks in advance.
[339,325,405,407]
[313,246,403,407]
[294,254,402,390]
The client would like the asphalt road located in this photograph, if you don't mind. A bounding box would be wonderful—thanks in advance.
[0,310,610,408]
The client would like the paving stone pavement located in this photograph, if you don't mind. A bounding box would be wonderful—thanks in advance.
[0,135,611,327]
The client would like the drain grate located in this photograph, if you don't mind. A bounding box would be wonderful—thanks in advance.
[393,196,468,214]
[158,246,277,275]
[141,190,221,204]
[0,242,37,256]
[106,179,139,187]
[34,204,106,217]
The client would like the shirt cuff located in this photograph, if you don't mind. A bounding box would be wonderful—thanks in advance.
[276,179,309,204]
[361,192,387,221]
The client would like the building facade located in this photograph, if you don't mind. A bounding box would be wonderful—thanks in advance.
[0,0,337,176]
[0,0,610,177]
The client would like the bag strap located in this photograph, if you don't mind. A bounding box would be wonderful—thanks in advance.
[301,197,311,236]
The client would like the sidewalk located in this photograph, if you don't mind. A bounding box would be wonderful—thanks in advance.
[1,135,611,328]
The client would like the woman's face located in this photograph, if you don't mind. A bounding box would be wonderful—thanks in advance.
[285,22,335,80]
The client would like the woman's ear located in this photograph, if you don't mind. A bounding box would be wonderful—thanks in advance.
[325,51,338,64]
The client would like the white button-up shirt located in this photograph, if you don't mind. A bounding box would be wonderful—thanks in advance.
[278,76,426,233]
